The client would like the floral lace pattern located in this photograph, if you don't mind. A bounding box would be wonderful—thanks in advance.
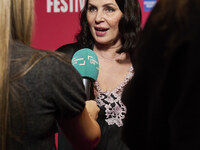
[94,67,134,127]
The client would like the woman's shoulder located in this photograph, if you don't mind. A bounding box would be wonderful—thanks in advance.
[10,41,79,78]
[56,42,82,59]
[10,41,39,58]
[57,42,82,51]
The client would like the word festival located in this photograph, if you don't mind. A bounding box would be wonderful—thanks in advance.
[47,0,86,13]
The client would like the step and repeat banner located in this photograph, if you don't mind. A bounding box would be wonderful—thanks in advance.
[31,0,157,51]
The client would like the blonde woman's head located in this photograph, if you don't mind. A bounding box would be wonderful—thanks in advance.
[0,0,34,149]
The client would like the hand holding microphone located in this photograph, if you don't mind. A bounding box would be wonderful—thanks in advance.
[72,48,99,99]
[72,48,100,120]
[85,100,100,120]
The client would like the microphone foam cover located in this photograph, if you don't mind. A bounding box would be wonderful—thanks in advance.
[72,48,99,81]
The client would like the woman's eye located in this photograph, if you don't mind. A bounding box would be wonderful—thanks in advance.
[88,6,97,12]
[105,7,115,13]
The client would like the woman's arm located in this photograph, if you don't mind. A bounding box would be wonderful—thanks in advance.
[58,106,101,150]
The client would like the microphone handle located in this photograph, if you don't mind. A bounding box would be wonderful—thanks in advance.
[82,78,91,100]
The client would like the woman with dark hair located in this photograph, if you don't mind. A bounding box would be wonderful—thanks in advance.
[57,0,141,149]
[0,0,101,149]
[122,0,200,149]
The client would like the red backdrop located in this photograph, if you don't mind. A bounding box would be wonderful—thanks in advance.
[31,0,157,51]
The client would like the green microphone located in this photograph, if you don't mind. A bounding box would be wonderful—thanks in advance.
[72,48,99,99]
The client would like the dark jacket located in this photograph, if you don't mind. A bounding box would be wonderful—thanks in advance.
[57,42,82,59]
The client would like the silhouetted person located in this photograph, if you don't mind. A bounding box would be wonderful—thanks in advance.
[122,0,200,149]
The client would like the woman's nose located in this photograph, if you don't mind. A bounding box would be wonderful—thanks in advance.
[95,11,104,23]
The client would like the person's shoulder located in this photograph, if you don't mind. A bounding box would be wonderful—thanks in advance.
[10,41,77,76]
[57,42,81,51]
[56,42,82,58]
[10,41,39,58]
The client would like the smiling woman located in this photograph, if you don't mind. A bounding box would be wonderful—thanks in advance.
[87,0,123,45]
[56,0,142,150]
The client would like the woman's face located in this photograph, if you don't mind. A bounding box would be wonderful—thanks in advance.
[87,0,123,45]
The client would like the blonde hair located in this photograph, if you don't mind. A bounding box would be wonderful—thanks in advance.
[0,0,33,149]
[11,0,34,45]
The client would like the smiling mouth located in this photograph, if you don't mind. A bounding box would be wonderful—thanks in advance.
[94,27,109,32]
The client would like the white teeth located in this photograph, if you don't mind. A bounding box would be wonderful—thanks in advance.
[97,29,104,31]
[95,28,108,31]
[96,28,103,31]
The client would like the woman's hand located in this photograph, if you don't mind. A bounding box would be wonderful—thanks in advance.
[86,100,100,120]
